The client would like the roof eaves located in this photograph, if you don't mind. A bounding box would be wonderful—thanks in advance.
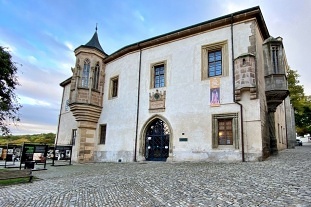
[104,6,269,63]
[60,77,72,87]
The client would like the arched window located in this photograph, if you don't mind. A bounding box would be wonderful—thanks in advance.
[92,63,100,89]
[81,59,90,87]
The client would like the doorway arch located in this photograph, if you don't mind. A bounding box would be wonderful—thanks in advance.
[140,116,172,161]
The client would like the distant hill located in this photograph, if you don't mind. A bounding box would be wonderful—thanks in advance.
[0,133,56,146]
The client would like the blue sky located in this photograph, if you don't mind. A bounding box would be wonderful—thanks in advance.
[0,0,310,135]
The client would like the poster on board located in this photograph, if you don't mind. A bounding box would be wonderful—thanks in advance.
[210,77,220,107]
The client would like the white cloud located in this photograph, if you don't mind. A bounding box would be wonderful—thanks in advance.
[64,41,74,51]
[19,95,51,107]
[27,55,37,64]
[221,0,255,14]
[0,40,17,54]
[9,122,57,135]
[134,10,145,22]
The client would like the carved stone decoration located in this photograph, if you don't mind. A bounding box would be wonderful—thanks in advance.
[149,90,166,112]
[234,53,257,100]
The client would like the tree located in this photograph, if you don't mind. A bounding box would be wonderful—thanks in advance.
[287,69,305,111]
[287,68,311,135]
[0,46,21,135]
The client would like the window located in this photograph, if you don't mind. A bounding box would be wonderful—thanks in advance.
[218,119,232,145]
[281,126,284,144]
[71,129,77,146]
[65,99,69,112]
[92,63,100,90]
[109,76,119,99]
[81,59,90,87]
[150,61,166,88]
[278,124,281,143]
[271,46,279,73]
[154,64,165,88]
[99,125,107,144]
[208,50,222,77]
[212,113,238,149]
[201,41,228,80]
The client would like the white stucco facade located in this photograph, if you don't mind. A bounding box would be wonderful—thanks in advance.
[56,7,293,163]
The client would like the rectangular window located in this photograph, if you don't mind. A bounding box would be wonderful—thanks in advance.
[278,124,281,143]
[201,41,228,80]
[92,64,100,90]
[65,99,70,112]
[150,61,166,88]
[99,125,107,144]
[208,50,222,77]
[212,113,238,149]
[154,64,165,88]
[81,59,90,88]
[271,46,279,73]
[218,119,233,145]
[110,76,119,98]
[281,126,284,144]
[71,129,77,146]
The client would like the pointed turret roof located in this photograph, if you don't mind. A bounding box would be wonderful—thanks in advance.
[75,27,107,56]
[85,30,104,52]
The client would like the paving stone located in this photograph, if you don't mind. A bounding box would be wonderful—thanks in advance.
[1,145,311,206]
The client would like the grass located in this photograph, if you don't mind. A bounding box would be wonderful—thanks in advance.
[0,177,32,186]
[0,169,35,186]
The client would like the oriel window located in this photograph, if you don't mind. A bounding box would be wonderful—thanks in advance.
[81,59,90,87]
[92,63,100,90]
[271,46,279,73]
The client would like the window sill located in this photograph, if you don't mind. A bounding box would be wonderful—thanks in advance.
[216,145,236,150]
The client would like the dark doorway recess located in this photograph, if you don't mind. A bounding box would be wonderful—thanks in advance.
[145,119,169,161]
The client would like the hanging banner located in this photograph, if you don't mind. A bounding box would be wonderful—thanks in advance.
[210,77,220,107]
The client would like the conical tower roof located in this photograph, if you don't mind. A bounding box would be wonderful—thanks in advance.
[84,30,104,52]
[75,27,107,56]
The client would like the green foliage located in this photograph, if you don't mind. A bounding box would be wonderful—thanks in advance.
[287,69,305,111]
[288,69,311,135]
[0,133,55,145]
[0,46,21,135]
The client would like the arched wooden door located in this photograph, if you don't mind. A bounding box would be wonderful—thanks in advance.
[145,118,170,161]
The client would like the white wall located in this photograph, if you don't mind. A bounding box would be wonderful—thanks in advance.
[56,83,78,161]
[64,19,277,162]
[95,52,140,162]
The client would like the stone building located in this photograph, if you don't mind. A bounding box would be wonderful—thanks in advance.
[56,6,295,163]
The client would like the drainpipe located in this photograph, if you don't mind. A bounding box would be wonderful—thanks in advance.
[134,45,142,162]
[231,14,245,162]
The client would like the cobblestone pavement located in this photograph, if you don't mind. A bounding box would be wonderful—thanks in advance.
[1,145,311,207]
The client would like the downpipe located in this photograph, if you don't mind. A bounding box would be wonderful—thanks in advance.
[231,14,245,162]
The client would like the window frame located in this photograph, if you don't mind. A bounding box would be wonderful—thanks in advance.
[212,113,239,149]
[81,59,90,88]
[109,76,119,99]
[92,63,100,90]
[99,124,107,145]
[201,41,228,80]
[217,118,233,145]
[271,45,279,73]
[150,61,167,89]
[65,99,70,112]
[71,129,77,146]
[208,50,222,77]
